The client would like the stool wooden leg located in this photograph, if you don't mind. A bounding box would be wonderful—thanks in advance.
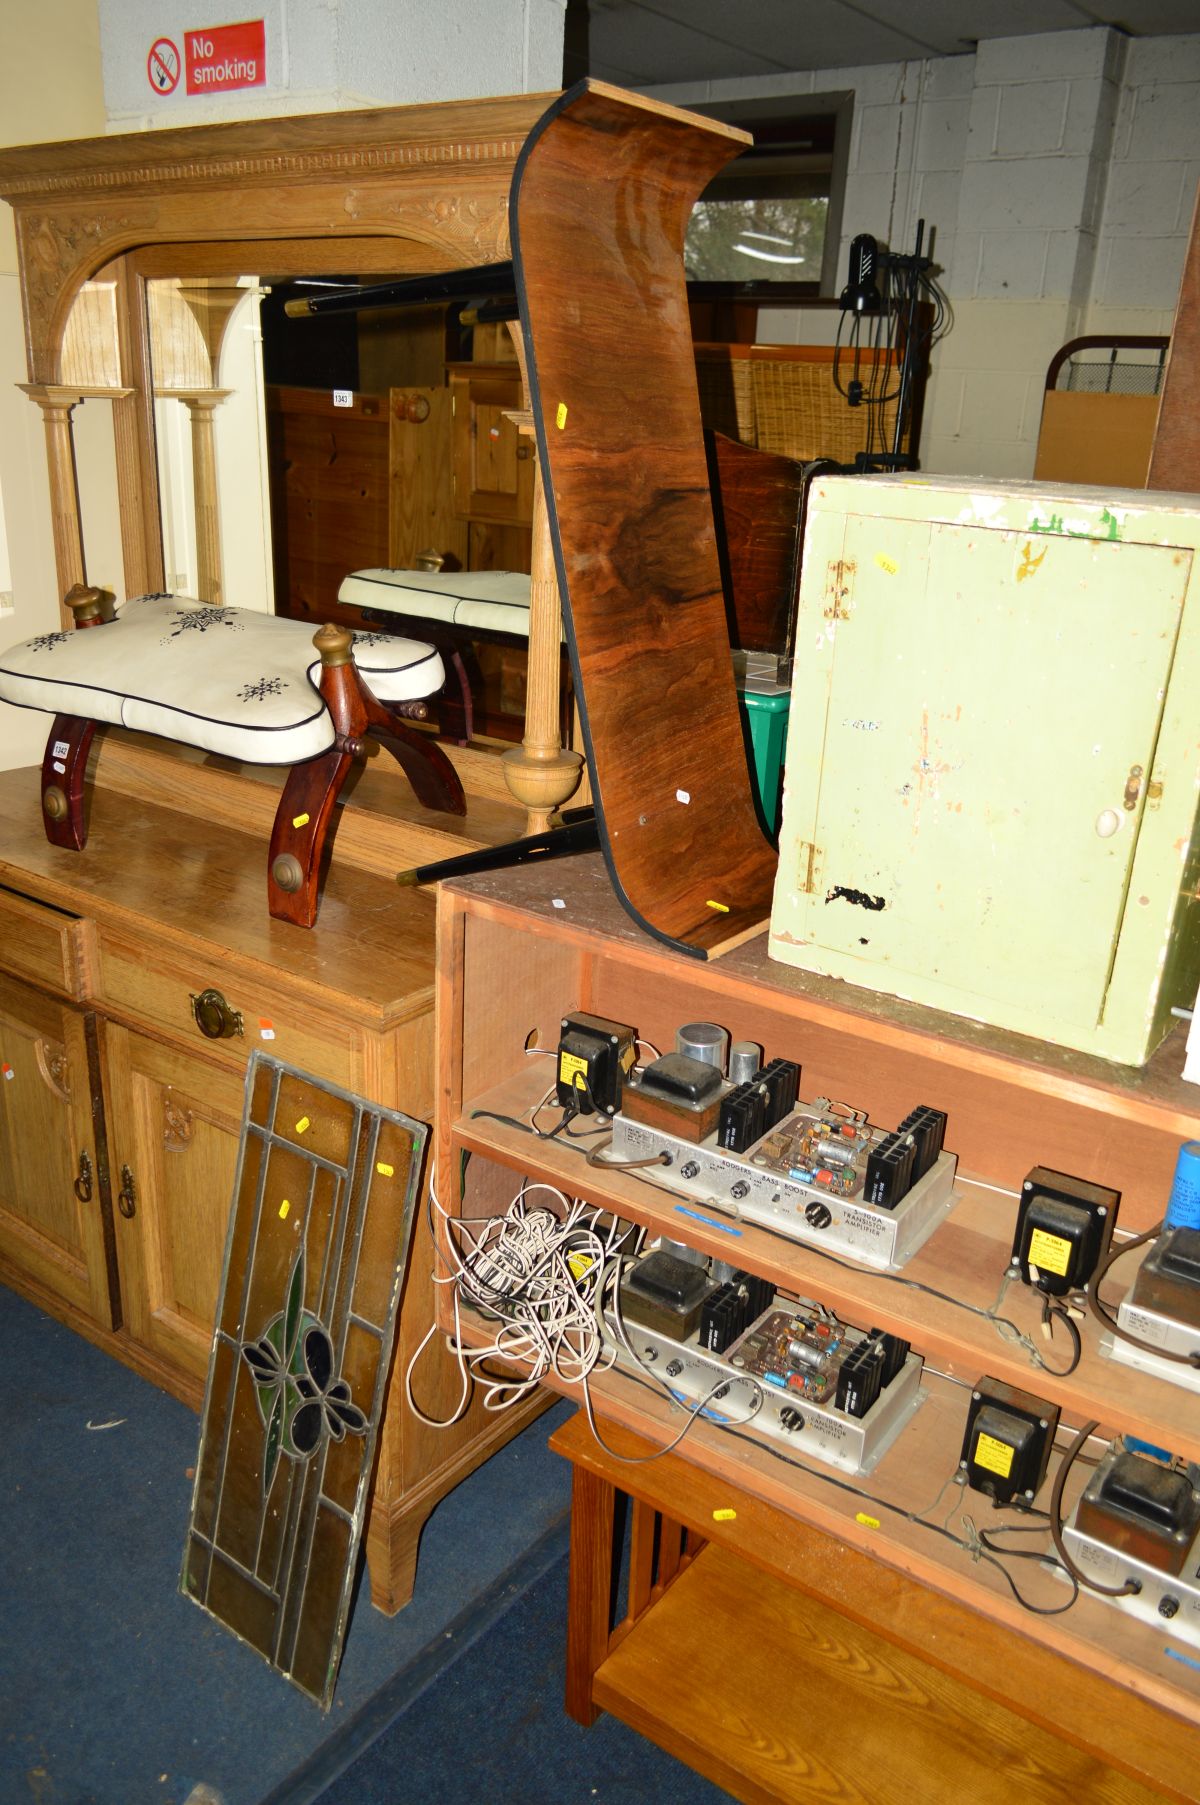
[267,747,351,928]
[267,626,468,929]
[360,689,466,816]
[40,714,97,850]
[565,1462,616,1727]
[439,644,475,746]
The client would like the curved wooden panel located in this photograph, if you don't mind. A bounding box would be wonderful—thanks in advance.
[512,81,778,959]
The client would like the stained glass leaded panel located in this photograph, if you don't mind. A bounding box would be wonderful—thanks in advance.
[181,1053,426,1708]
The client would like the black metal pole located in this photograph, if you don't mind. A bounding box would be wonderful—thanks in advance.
[890,220,926,465]
[284,260,516,318]
[396,807,598,888]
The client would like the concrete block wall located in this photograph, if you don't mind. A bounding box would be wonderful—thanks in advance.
[925,28,1126,477]
[644,27,1200,480]
[1088,34,1200,336]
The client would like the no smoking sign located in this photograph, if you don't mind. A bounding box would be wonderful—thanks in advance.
[147,37,181,94]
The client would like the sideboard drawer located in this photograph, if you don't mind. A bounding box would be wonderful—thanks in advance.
[94,931,356,1086]
[0,886,86,998]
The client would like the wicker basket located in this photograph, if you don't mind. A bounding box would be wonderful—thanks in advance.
[694,343,905,464]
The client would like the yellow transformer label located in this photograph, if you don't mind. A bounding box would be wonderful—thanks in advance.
[1028,1227,1072,1278]
[559,1051,588,1089]
[974,1432,1015,1479]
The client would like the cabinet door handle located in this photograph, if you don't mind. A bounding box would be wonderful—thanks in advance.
[117,1164,137,1219]
[190,988,244,1040]
[73,1150,93,1203]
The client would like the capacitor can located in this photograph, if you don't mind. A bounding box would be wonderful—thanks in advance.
[676,1021,729,1071]
[1165,1140,1200,1231]
[728,1041,762,1084]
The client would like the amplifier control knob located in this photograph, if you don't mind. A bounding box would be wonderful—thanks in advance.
[1159,1596,1180,1619]
[665,1359,683,1378]
[680,1161,700,1179]
[731,1181,750,1199]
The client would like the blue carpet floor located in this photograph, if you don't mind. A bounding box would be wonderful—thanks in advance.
[0,1289,573,1805]
[307,1550,734,1805]
[0,1289,733,1805]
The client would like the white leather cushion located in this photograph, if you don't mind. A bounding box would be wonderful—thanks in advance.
[338,568,552,638]
[0,595,444,766]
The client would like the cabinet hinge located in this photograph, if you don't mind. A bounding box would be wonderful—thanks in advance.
[824,559,855,620]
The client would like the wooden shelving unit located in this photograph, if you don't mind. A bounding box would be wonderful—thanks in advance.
[434,854,1200,1764]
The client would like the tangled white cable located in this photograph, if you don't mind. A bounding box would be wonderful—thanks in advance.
[405,1167,638,1426]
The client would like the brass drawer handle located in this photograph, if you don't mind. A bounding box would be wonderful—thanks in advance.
[73,1150,93,1203]
[117,1164,137,1219]
[190,988,244,1040]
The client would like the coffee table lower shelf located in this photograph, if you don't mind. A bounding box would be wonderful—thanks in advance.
[551,1411,1197,1805]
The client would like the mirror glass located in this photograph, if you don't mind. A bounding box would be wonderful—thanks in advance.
[147,275,274,612]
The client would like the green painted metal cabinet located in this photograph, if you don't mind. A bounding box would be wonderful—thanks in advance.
[768,474,1200,1065]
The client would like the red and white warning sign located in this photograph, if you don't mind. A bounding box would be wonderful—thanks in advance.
[147,37,181,95]
[185,20,266,95]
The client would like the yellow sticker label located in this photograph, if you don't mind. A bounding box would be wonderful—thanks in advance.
[874,553,898,575]
[855,1511,880,1530]
[295,1116,310,1135]
[1028,1227,1072,1278]
[974,1431,1015,1479]
[555,402,568,429]
[559,1051,588,1085]
[1016,541,1047,583]
[292,812,310,829]
[712,1508,737,1522]
[278,1198,290,1220]
[567,1251,594,1281]
[376,1161,394,1178]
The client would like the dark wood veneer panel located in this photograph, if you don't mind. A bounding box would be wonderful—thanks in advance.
[512,81,778,958]
[1148,182,1200,493]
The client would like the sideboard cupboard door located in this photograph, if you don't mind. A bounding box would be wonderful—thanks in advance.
[448,364,534,526]
[100,1022,244,1392]
[0,974,112,1330]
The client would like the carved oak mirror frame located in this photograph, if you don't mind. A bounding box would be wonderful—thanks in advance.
[0,94,550,624]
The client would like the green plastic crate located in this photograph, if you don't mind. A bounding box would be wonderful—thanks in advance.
[737,677,791,833]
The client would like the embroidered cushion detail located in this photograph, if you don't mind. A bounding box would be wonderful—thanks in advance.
[0,594,444,765]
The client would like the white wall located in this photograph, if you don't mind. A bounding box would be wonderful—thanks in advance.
[98,0,565,126]
[1089,34,1200,336]
[644,27,1200,480]
[0,0,106,772]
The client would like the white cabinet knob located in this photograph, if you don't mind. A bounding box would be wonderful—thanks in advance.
[1095,808,1122,838]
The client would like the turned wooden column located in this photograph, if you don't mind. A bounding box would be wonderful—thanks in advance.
[20,382,136,628]
[170,389,231,604]
[21,386,87,626]
[501,324,584,834]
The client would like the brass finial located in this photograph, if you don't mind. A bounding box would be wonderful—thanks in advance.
[313,622,354,668]
[64,584,105,628]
